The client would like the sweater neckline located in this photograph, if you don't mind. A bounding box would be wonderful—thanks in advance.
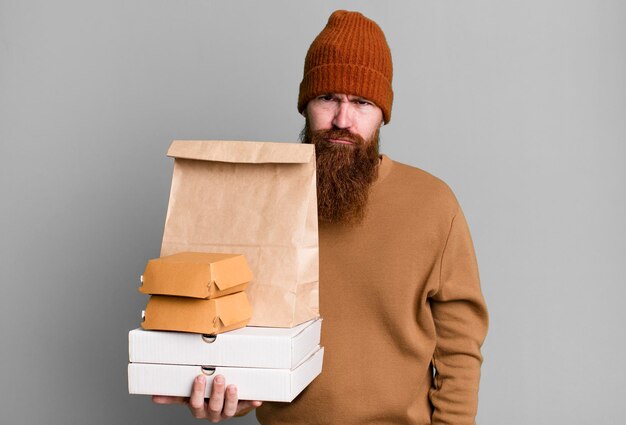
[372,154,392,188]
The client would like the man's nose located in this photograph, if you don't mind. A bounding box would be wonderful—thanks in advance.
[332,101,353,130]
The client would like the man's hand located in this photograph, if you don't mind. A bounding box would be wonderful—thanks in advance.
[152,374,262,422]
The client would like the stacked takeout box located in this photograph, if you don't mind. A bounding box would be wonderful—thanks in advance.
[140,252,253,334]
[128,251,323,402]
[128,140,323,402]
[128,318,323,402]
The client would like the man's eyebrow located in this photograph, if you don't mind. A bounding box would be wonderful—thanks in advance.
[350,95,372,102]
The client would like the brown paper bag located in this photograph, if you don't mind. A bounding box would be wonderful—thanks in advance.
[160,140,319,327]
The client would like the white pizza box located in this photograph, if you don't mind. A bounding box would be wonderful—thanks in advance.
[129,318,321,369]
[128,346,324,402]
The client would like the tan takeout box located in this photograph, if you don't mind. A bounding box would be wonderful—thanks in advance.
[139,252,252,299]
[141,292,251,334]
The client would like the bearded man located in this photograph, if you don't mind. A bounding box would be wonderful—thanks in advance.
[154,10,489,425]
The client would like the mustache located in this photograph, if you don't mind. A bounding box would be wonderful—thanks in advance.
[307,128,366,146]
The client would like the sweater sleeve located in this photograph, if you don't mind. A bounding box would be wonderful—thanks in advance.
[429,207,489,425]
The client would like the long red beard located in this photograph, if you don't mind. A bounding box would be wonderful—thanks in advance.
[301,122,380,225]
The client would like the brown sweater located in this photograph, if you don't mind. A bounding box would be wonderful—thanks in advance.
[257,155,488,425]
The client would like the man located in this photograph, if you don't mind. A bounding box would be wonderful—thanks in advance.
[154,10,488,424]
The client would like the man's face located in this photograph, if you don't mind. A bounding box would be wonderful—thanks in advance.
[305,93,384,143]
[302,93,384,225]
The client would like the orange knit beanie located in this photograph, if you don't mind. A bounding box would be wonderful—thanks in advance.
[298,10,394,123]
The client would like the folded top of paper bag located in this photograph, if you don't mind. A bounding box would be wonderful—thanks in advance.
[167,140,314,164]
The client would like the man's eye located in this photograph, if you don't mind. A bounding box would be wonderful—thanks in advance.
[318,94,334,101]
[354,99,372,106]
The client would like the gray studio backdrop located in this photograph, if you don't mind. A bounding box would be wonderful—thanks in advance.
[1,1,624,424]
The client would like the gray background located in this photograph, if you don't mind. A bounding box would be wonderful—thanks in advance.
[1,1,624,424]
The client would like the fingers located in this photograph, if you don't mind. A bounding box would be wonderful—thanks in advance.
[188,375,208,419]
[237,399,263,414]
[157,374,260,422]
[222,385,239,417]
[239,400,263,410]
[152,395,188,404]
[207,375,227,421]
